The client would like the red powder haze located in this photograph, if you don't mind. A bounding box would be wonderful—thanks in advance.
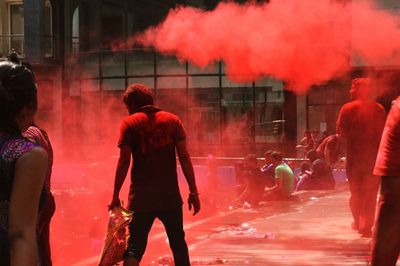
[39,1,400,264]
[135,0,400,93]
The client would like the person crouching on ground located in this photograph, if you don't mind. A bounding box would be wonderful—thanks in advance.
[234,154,266,207]
[296,149,335,191]
[264,152,295,200]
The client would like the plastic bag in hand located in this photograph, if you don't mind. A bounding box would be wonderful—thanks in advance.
[98,206,133,266]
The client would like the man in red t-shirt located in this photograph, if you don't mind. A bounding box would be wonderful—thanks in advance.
[336,78,386,237]
[109,84,200,266]
[371,97,400,266]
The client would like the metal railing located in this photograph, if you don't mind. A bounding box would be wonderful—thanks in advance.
[0,34,24,57]
[0,34,55,59]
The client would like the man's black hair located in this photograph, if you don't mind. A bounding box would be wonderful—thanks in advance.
[264,149,275,158]
[123,83,154,111]
[271,151,283,162]
[306,149,319,162]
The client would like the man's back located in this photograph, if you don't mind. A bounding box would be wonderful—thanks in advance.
[246,167,266,190]
[275,163,295,195]
[118,105,186,211]
[337,99,386,168]
[311,159,335,189]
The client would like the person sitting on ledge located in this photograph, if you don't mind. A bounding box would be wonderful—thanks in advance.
[234,154,266,207]
[264,152,295,200]
[296,149,335,191]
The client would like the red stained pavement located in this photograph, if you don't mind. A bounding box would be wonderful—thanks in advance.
[65,184,396,266]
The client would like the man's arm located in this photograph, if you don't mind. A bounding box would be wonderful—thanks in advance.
[316,137,328,156]
[109,145,131,210]
[176,140,200,215]
[267,167,283,192]
[336,107,348,138]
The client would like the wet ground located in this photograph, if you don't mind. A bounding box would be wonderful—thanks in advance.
[51,184,399,266]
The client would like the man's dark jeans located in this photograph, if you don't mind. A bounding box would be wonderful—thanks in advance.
[371,176,400,266]
[125,208,190,266]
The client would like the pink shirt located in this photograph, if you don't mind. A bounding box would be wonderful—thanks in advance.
[374,97,400,177]
[23,126,53,190]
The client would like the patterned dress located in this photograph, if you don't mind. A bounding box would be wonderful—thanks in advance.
[23,126,56,265]
[0,135,36,264]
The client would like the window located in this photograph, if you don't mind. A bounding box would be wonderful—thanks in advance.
[72,7,79,53]
[307,83,349,134]
[3,1,53,57]
[8,2,24,53]
[188,76,221,146]
[101,4,124,50]
[44,0,53,57]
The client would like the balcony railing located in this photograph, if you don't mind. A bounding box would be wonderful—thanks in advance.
[0,34,24,57]
[0,34,55,59]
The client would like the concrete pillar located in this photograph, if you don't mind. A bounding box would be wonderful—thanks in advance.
[296,95,307,157]
[24,0,44,63]
[283,90,298,157]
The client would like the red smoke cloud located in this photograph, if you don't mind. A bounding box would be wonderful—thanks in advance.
[352,1,400,66]
[136,0,400,93]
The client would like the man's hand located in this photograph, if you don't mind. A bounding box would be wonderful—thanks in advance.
[188,193,200,216]
[108,197,121,211]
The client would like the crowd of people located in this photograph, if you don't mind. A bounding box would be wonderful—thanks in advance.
[230,77,400,265]
[233,146,336,208]
[0,50,399,266]
[231,126,340,209]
